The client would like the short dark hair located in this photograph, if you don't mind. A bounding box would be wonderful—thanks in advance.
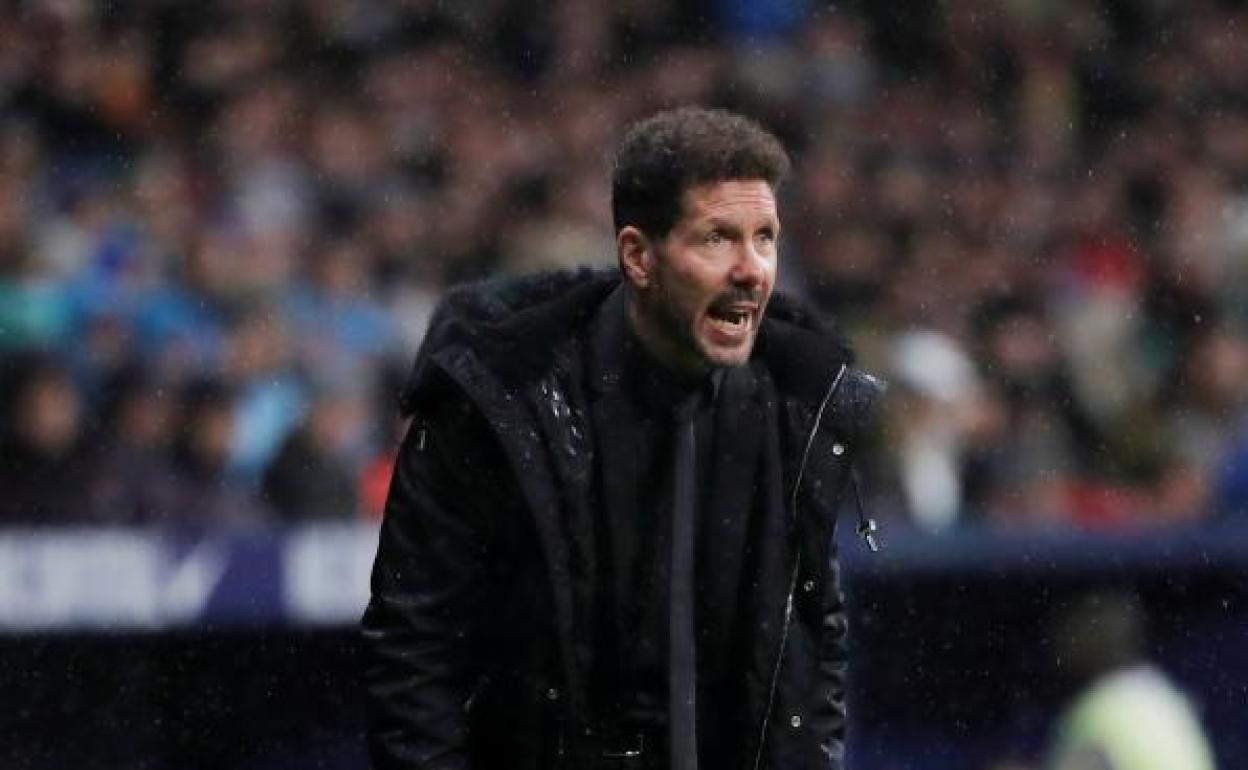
[611,107,791,238]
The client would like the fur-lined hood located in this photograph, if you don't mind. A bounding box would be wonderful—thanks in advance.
[402,268,877,430]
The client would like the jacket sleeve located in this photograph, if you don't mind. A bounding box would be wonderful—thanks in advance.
[814,550,849,767]
[813,366,882,766]
[361,397,502,770]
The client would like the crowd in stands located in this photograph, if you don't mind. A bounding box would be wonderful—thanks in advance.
[2,0,1247,532]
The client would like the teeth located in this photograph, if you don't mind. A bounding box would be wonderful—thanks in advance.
[709,311,748,329]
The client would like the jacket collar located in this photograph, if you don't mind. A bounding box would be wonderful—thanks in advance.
[403,268,854,417]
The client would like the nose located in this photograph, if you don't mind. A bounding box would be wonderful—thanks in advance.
[729,243,767,289]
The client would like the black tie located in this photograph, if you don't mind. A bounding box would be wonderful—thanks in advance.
[670,396,699,770]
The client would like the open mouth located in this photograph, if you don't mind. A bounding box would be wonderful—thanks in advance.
[705,305,753,335]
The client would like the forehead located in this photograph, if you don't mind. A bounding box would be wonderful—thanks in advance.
[679,179,778,223]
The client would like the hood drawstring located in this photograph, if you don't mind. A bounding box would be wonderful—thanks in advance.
[851,464,880,552]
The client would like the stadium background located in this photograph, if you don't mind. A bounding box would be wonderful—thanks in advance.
[1,0,1245,768]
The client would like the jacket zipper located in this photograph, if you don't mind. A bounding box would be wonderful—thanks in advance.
[751,363,847,770]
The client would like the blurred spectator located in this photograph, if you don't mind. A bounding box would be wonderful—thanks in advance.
[1155,325,1248,522]
[0,249,73,354]
[88,366,177,524]
[357,363,410,522]
[1046,591,1215,770]
[0,160,72,352]
[963,295,1095,528]
[0,356,95,524]
[159,378,270,526]
[886,329,984,531]
[222,307,307,485]
[261,380,367,521]
[132,235,235,381]
[1215,426,1248,518]
[285,235,397,390]
[359,412,407,522]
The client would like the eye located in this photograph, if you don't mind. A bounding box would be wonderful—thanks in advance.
[755,229,777,248]
[705,229,725,246]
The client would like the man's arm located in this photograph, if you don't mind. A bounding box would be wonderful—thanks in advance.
[812,367,883,766]
[361,397,498,770]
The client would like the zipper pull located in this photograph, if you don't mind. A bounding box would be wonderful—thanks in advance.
[856,517,880,553]
[851,465,881,552]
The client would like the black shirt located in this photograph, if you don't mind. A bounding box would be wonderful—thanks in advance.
[584,288,721,733]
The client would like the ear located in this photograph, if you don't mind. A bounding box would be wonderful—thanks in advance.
[617,226,655,289]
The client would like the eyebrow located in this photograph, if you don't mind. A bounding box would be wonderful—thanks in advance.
[702,216,780,232]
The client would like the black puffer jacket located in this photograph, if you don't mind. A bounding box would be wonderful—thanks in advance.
[361,270,882,770]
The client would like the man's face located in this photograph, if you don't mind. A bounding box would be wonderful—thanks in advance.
[627,179,780,372]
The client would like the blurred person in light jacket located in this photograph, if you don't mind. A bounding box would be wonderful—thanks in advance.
[1047,590,1215,770]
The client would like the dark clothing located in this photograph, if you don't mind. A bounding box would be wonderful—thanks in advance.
[362,269,882,770]
[88,442,175,524]
[583,289,722,738]
[87,442,269,526]
[0,440,96,524]
[261,430,359,520]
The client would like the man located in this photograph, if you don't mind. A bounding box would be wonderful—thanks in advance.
[1047,591,1215,770]
[362,107,882,770]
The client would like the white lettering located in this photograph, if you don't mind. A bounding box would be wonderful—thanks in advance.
[283,524,379,625]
